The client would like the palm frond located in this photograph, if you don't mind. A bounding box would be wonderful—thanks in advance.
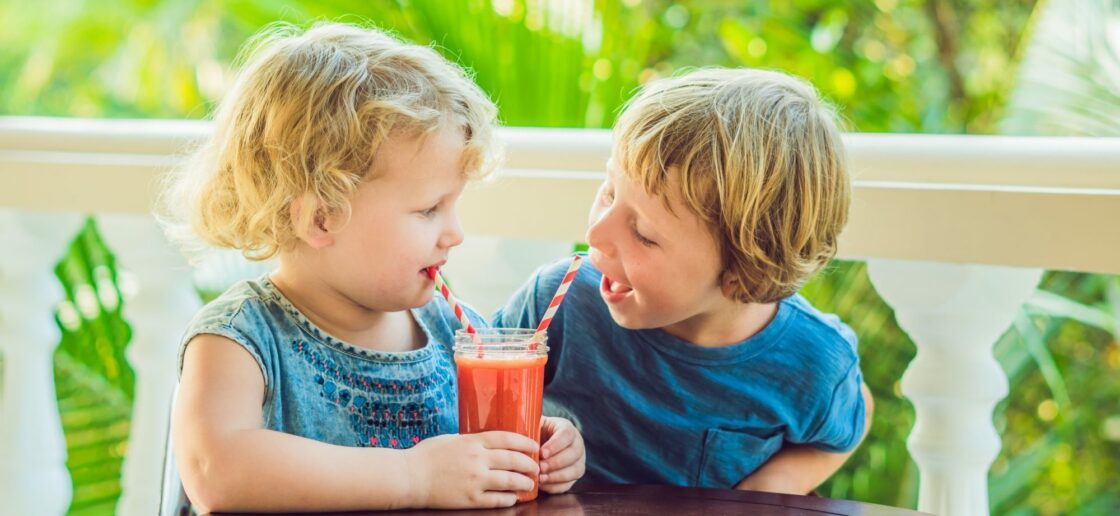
[1002,0,1120,136]
[993,1,1120,512]
[55,352,131,515]
[52,220,135,514]
[1026,289,1117,336]
[1014,313,1071,407]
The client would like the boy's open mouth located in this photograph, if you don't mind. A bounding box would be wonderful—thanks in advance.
[600,274,633,303]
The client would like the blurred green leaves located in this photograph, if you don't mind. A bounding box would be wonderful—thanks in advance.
[53,220,135,516]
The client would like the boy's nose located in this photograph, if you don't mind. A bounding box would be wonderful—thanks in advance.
[586,213,614,258]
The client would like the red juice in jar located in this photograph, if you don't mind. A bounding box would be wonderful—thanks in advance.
[455,329,548,503]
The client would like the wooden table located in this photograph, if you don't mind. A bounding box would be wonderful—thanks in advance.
[212,483,928,515]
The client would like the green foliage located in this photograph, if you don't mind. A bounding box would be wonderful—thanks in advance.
[53,219,135,515]
[990,273,1120,514]
[2,1,1118,514]
[395,0,655,127]
[985,1,1120,512]
[56,353,132,516]
[800,261,918,507]
[55,220,134,400]
[655,0,1039,134]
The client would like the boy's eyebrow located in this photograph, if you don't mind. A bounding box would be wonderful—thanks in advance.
[606,164,672,239]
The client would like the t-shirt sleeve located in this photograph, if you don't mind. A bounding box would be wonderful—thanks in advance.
[803,360,866,453]
[176,300,272,391]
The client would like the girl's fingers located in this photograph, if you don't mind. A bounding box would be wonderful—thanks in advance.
[475,490,520,508]
[479,430,539,455]
[488,449,539,476]
[485,470,536,494]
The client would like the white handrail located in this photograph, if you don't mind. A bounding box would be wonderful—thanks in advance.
[4,116,1117,273]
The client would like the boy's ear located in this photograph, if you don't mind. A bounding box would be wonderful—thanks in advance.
[289,194,334,249]
[719,270,740,299]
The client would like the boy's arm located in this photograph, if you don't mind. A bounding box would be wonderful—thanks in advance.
[175,334,537,513]
[735,382,874,495]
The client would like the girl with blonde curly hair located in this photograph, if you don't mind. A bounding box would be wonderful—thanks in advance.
[165,22,583,513]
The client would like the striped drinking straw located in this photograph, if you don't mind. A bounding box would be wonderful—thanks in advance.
[427,267,480,349]
[529,255,584,350]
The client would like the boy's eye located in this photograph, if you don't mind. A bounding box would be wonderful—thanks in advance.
[419,205,439,217]
[632,225,657,247]
[599,187,615,205]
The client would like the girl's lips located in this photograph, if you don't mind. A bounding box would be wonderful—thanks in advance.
[423,262,447,280]
[600,274,633,304]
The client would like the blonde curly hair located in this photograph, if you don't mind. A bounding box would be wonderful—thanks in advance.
[162,22,499,261]
[614,68,850,304]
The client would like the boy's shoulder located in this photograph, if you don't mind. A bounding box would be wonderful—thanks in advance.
[532,252,600,292]
[529,252,603,310]
[494,252,606,329]
[778,294,860,361]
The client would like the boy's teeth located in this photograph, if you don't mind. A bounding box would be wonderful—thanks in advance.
[610,281,628,293]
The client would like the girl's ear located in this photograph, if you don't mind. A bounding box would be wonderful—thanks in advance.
[290,194,334,249]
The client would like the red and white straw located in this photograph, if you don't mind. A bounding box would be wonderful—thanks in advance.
[428,267,478,338]
[530,255,584,349]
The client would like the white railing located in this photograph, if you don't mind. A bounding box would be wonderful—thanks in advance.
[1,116,1119,516]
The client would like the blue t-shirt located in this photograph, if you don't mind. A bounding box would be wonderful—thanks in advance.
[178,274,484,449]
[494,254,866,488]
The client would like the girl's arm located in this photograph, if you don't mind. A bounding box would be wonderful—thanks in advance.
[174,334,539,513]
[735,382,874,495]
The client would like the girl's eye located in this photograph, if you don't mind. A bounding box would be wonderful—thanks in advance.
[420,205,439,217]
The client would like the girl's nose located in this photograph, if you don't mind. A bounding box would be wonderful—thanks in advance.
[441,212,464,248]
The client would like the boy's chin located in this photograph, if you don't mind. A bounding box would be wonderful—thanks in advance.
[605,306,654,330]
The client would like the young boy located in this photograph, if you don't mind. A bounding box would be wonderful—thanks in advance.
[495,68,871,494]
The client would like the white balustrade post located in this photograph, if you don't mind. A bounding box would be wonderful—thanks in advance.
[98,214,201,516]
[0,211,83,516]
[866,259,1043,516]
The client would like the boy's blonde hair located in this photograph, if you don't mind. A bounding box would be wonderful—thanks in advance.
[164,22,499,260]
[614,68,849,304]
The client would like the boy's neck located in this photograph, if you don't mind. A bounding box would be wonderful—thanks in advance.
[662,300,779,348]
[268,265,424,353]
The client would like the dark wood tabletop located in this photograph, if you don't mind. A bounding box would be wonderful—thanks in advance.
[211,483,928,515]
